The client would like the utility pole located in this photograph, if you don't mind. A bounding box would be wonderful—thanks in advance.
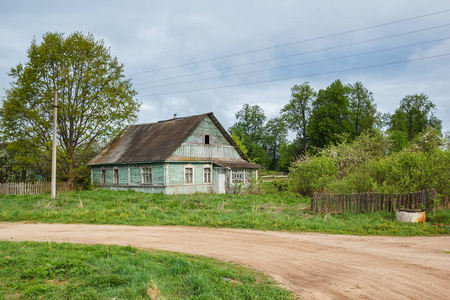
[51,89,58,199]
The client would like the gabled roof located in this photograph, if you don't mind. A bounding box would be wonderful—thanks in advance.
[88,113,249,166]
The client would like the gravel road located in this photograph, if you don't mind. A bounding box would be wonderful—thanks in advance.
[1,222,449,299]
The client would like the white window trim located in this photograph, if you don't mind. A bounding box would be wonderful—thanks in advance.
[113,167,119,185]
[100,167,106,185]
[203,164,212,184]
[140,166,153,185]
[184,164,194,185]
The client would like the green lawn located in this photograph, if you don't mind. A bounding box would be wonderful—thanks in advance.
[0,189,448,236]
[0,241,294,299]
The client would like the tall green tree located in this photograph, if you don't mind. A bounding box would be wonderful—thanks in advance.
[229,104,269,166]
[307,79,352,149]
[280,82,315,154]
[348,82,377,136]
[263,117,288,170]
[388,93,441,141]
[0,32,140,188]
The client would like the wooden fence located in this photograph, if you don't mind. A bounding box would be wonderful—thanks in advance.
[0,182,71,195]
[260,174,289,182]
[311,189,436,214]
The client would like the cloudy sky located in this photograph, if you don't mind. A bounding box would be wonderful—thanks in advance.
[1,0,449,137]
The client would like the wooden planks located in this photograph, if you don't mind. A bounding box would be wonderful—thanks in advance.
[310,189,436,214]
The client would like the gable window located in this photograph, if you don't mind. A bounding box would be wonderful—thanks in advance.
[141,167,152,184]
[203,166,211,184]
[185,166,194,184]
[205,135,210,145]
[100,168,106,185]
[113,168,119,185]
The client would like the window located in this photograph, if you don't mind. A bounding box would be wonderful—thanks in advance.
[185,167,193,184]
[113,168,119,185]
[141,167,152,184]
[203,167,211,184]
[232,169,250,183]
[205,135,210,144]
[100,168,106,185]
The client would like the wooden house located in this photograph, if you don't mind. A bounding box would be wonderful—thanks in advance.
[88,113,261,194]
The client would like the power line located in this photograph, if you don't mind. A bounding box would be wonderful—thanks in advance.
[137,53,450,97]
[128,8,450,76]
[133,24,450,86]
[138,37,450,90]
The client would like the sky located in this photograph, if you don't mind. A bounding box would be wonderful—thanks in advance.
[1,0,449,138]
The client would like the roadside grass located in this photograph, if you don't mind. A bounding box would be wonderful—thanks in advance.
[0,241,294,300]
[0,189,449,236]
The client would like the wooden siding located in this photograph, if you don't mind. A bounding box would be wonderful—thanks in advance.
[172,144,241,159]
[175,117,242,160]
[166,163,208,186]
[91,164,165,186]
[183,117,229,145]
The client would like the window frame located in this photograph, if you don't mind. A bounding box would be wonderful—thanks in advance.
[204,134,210,145]
[203,165,212,184]
[140,166,153,185]
[184,165,194,185]
[100,168,106,185]
[113,168,119,185]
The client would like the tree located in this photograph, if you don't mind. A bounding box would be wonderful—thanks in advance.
[263,117,288,170]
[348,82,377,136]
[0,32,140,188]
[307,79,352,149]
[229,104,268,166]
[280,82,315,154]
[388,93,441,141]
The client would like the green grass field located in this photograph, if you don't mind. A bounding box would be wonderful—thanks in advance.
[1,189,449,236]
[0,241,294,299]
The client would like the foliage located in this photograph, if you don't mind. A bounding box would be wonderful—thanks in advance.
[307,79,353,149]
[278,141,301,172]
[348,81,378,136]
[288,154,337,195]
[280,82,315,154]
[229,104,269,167]
[0,189,448,235]
[264,117,288,170]
[287,129,450,197]
[0,241,293,299]
[388,93,441,141]
[0,32,140,188]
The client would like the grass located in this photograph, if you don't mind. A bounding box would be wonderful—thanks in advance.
[0,188,449,236]
[0,241,294,299]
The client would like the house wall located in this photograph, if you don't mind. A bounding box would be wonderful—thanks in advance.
[91,164,165,186]
[171,117,242,160]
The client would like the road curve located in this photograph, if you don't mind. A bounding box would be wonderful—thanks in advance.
[1,222,449,299]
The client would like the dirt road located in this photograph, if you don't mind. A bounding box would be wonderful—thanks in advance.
[0,222,449,299]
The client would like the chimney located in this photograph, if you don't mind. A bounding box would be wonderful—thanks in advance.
[173,114,177,119]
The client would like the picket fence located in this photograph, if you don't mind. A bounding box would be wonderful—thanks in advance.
[311,189,436,214]
[0,182,71,195]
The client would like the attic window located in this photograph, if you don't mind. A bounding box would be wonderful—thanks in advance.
[205,135,210,144]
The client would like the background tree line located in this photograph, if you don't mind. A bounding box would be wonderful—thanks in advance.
[229,80,443,173]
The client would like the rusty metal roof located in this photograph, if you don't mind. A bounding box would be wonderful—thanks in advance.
[88,113,250,166]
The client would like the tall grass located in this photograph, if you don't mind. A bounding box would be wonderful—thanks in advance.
[0,241,293,299]
[1,189,448,235]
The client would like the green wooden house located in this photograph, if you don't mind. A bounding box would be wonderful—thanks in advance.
[88,113,261,194]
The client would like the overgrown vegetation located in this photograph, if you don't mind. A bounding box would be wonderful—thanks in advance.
[288,128,450,197]
[0,189,448,236]
[0,241,293,299]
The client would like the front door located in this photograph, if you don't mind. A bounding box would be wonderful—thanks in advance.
[218,173,226,194]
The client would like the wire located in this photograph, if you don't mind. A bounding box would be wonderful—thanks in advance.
[128,8,450,76]
[138,37,450,90]
[133,24,450,86]
[137,53,450,97]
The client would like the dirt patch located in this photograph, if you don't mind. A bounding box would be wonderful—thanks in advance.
[1,222,449,299]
